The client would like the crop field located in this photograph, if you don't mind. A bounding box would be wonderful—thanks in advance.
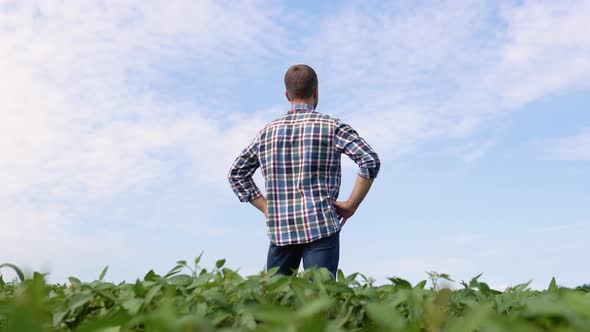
[1,258,589,332]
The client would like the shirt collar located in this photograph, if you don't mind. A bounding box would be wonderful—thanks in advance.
[288,103,315,114]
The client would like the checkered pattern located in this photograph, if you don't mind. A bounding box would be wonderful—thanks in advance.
[228,104,380,246]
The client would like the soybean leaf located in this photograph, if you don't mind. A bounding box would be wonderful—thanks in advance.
[164,264,184,278]
[194,252,204,268]
[52,310,68,327]
[133,280,145,297]
[337,269,345,284]
[249,304,293,324]
[366,303,405,330]
[469,274,483,288]
[68,276,82,287]
[345,272,359,284]
[144,284,162,304]
[0,263,25,282]
[75,309,131,332]
[144,270,160,281]
[67,292,93,312]
[265,266,280,277]
[388,277,412,289]
[99,266,109,281]
[415,280,427,289]
[296,297,334,319]
[121,298,143,315]
[548,277,558,293]
[168,274,193,286]
[439,273,455,282]
[215,259,226,269]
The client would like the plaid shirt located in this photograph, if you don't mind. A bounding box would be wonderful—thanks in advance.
[228,104,380,246]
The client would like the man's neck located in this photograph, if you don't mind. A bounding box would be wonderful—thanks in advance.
[290,99,315,107]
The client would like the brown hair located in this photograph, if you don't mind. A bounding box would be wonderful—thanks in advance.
[284,64,318,100]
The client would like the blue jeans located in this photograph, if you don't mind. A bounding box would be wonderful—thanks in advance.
[266,231,340,277]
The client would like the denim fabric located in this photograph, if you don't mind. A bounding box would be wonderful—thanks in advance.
[266,231,340,277]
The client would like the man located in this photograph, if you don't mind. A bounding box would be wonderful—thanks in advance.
[228,64,380,277]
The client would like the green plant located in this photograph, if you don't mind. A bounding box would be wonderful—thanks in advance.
[1,258,589,331]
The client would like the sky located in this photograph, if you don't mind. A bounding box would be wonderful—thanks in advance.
[1,0,589,290]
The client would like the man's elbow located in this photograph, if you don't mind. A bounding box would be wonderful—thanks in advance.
[227,169,244,194]
[228,166,244,184]
[227,171,236,189]
[359,153,380,179]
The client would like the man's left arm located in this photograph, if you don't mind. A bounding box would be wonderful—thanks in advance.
[249,196,268,220]
[228,137,267,217]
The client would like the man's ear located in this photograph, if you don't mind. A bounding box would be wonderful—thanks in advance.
[313,87,318,98]
[285,91,291,102]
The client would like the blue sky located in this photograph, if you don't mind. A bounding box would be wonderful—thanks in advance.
[1,0,589,290]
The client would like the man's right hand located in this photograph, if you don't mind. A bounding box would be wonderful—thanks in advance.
[332,200,356,226]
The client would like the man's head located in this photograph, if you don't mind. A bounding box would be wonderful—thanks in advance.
[284,64,319,108]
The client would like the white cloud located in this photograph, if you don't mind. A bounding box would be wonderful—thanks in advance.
[445,139,499,163]
[301,0,590,159]
[1,1,284,197]
[1,1,588,199]
[543,221,590,232]
[304,1,494,151]
[2,0,590,284]
[0,1,286,270]
[549,129,590,160]
[498,0,590,107]
[2,0,587,217]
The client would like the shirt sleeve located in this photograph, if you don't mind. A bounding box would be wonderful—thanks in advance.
[227,136,263,202]
[334,120,381,179]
